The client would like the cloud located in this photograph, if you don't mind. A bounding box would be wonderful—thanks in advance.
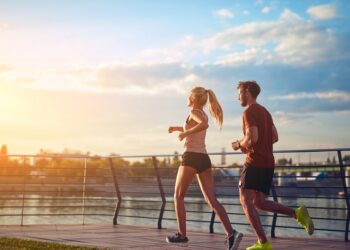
[268,90,350,113]
[66,62,204,95]
[202,9,341,66]
[261,7,271,14]
[215,48,270,66]
[214,9,234,18]
[0,64,12,73]
[273,111,313,125]
[307,4,336,20]
[270,91,350,102]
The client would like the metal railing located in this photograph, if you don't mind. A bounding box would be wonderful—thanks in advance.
[0,148,349,241]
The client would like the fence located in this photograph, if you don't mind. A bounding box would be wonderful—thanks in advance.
[0,148,349,241]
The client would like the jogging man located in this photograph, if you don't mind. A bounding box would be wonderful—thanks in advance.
[232,80,314,250]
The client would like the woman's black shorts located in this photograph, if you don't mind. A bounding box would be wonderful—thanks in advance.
[181,152,211,174]
[239,165,274,195]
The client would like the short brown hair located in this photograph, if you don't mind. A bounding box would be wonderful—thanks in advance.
[237,80,261,99]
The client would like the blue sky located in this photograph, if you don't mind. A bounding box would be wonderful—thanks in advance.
[0,0,349,156]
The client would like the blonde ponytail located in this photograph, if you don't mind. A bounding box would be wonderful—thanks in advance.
[207,89,223,129]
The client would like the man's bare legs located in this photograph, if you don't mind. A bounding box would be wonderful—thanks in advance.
[240,188,297,243]
[240,189,267,243]
[253,191,296,219]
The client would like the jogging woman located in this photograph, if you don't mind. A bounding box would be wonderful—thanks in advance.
[167,86,243,250]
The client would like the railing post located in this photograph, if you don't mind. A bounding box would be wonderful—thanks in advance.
[109,158,122,225]
[82,158,87,225]
[152,156,166,229]
[20,156,26,226]
[270,180,278,238]
[209,211,216,233]
[338,150,350,242]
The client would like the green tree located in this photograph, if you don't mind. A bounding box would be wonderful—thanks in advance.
[343,155,350,163]
[1,145,8,155]
[172,151,181,167]
[276,158,288,166]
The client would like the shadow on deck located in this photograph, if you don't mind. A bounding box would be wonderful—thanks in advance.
[0,224,349,250]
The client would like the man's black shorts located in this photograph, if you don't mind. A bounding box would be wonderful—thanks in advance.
[239,165,274,195]
[181,152,211,174]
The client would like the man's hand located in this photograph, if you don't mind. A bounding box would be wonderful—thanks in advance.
[232,140,240,151]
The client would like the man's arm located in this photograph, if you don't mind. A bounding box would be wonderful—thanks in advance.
[232,126,258,151]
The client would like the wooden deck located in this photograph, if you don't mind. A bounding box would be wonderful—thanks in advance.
[0,224,349,250]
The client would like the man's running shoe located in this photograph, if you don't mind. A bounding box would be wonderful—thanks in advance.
[296,205,314,235]
[225,230,243,250]
[166,232,189,244]
[246,240,272,250]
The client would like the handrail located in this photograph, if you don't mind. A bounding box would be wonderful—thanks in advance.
[3,147,350,159]
[0,148,350,241]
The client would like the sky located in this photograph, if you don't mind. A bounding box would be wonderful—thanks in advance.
[0,0,350,157]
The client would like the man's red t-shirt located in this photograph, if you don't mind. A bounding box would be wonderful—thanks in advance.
[242,103,275,168]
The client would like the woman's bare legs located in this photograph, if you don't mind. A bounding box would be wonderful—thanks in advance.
[197,168,234,236]
[174,165,196,237]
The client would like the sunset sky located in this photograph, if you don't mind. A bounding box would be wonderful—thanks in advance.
[0,0,349,156]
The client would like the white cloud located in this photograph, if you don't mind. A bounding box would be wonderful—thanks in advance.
[273,111,312,125]
[203,10,304,51]
[261,7,271,14]
[270,91,350,102]
[8,62,202,95]
[215,48,270,66]
[202,9,339,65]
[214,9,234,18]
[85,63,192,93]
[243,10,250,15]
[307,4,336,20]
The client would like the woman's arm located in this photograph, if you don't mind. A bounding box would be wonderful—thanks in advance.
[168,126,184,133]
[178,110,208,141]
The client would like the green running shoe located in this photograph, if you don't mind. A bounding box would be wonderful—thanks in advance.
[246,240,272,250]
[296,205,314,235]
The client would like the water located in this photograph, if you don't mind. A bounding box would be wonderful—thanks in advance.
[1,194,346,239]
[117,196,347,239]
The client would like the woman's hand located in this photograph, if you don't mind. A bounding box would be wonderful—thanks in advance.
[178,132,187,141]
[168,126,175,133]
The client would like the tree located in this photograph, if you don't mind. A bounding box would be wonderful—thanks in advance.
[172,151,181,167]
[0,145,8,155]
[343,155,350,163]
[276,158,288,166]
[332,156,337,164]
[0,144,8,165]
